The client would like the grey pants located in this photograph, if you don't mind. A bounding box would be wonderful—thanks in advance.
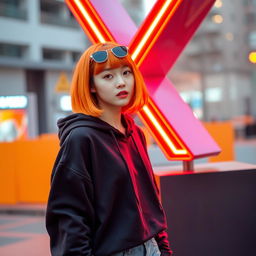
[112,238,161,256]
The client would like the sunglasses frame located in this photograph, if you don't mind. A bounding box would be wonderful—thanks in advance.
[90,46,128,63]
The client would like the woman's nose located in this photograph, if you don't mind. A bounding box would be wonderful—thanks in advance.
[116,75,125,88]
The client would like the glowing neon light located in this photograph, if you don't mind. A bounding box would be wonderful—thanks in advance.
[0,96,28,109]
[130,0,183,67]
[132,0,173,61]
[74,0,106,42]
[66,0,114,43]
[139,97,192,160]
[143,105,187,155]
[249,51,256,64]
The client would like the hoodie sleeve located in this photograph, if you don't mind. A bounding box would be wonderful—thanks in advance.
[46,129,95,256]
[155,230,173,256]
[136,126,173,256]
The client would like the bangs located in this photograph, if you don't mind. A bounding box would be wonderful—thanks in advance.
[93,54,132,75]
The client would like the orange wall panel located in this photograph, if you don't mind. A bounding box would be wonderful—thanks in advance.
[0,135,59,204]
[0,143,18,204]
[15,138,59,203]
[204,121,235,162]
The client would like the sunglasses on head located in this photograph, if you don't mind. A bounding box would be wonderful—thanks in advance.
[90,46,128,63]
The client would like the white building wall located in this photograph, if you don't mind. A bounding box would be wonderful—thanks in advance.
[0,69,26,95]
[44,70,72,133]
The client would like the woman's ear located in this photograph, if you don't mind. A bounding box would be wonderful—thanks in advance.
[90,86,96,93]
[90,77,96,93]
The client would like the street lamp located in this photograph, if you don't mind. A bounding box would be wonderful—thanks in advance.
[248,51,256,64]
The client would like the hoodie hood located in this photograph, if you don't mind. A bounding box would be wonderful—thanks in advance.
[57,113,135,146]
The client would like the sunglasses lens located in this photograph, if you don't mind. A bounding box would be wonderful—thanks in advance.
[91,51,108,63]
[111,46,128,58]
[91,46,128,63]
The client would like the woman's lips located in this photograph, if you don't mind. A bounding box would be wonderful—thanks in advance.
[116,91,128,97]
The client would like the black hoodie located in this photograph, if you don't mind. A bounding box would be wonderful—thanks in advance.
[46,113,172,256]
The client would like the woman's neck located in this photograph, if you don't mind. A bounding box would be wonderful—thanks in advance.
[99,110,125,134]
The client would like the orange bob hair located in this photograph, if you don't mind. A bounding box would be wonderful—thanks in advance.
[71,42,148,116]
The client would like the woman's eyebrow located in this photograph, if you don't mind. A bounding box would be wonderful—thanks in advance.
[101,65,130,72]
[101,68,112,72]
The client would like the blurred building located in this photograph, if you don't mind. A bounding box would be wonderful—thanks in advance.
[0,0,255,139]
[169,0,256,122]
[0,0,88,138]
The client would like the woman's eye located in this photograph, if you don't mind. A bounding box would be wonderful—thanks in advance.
[103,74,112,79]
[123,70,132,75]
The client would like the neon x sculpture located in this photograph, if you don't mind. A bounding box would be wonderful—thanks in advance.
[65,0,221,161]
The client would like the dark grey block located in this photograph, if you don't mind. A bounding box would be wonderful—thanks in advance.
[157,165,256,256]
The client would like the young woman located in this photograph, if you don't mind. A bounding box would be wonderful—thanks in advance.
[46,42,173,256]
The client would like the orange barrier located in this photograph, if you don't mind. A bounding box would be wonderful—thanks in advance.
[0,122,234,204]
[0,135,59,204]
[204,121,235,162]
[0,143,17,204]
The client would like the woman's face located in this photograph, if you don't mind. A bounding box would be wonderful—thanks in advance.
[91,65,134,112]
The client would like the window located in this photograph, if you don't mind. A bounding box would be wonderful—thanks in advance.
[71,51,81,62]
[0,42,27,58]
[40,0,78,28]
[249,31,256,47]
[245,13,256,25]
[42,48,64,61]
[245,0,256,6]
[0,0,27,20]
[243,0,249,5]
